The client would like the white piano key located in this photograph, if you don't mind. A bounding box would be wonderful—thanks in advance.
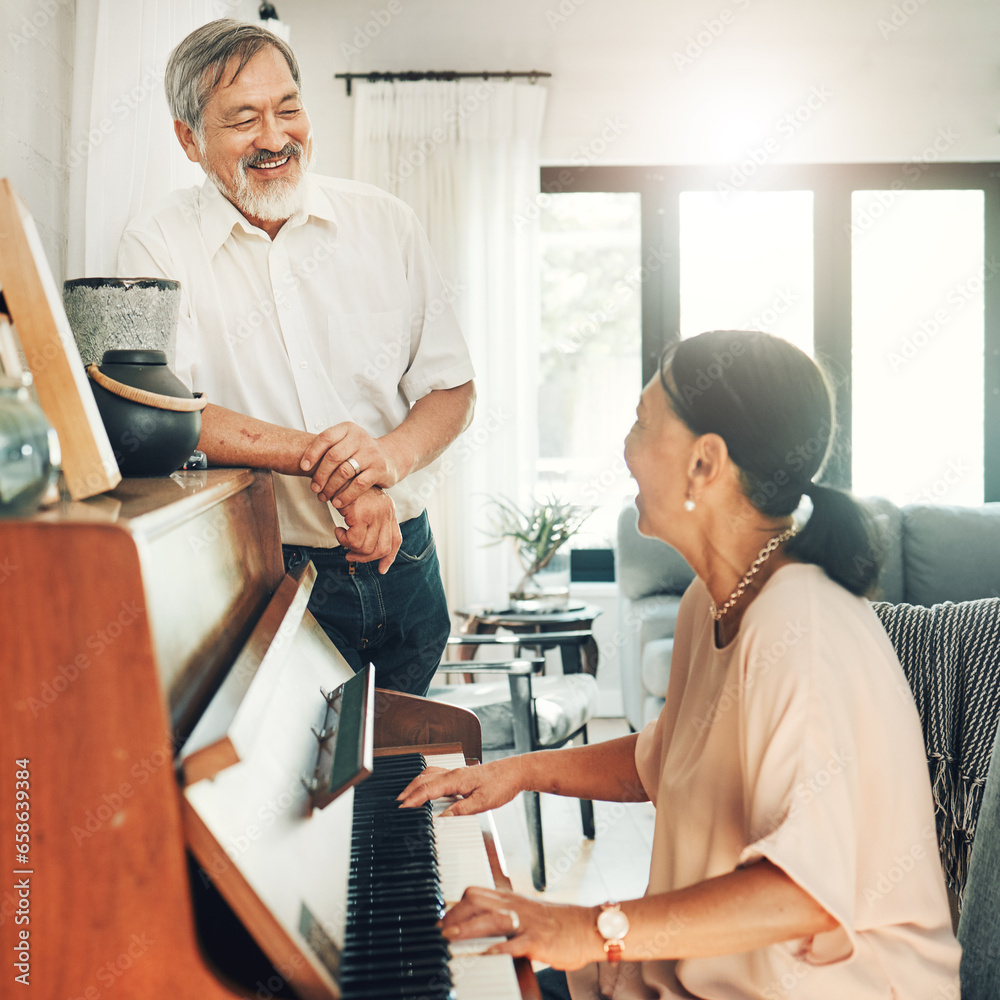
[450,951,523,1000]
[434,813,497,901]
[423,751,522,1000]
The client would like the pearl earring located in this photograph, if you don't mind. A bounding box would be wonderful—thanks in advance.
[684,495,696,512]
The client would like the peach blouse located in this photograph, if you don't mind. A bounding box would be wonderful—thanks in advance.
[569,563,961,999]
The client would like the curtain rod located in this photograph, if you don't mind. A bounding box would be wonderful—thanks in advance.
[334,70,551,96]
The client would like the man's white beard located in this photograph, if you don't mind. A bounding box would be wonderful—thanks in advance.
[202,141,312,224]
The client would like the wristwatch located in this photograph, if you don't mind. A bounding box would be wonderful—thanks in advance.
[596,901,630,962]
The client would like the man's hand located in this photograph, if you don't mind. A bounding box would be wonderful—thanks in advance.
[299,422,405,507]
[334,487,402,574]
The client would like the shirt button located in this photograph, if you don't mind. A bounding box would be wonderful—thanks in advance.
[313,421,324,431]
[299,361,308,369]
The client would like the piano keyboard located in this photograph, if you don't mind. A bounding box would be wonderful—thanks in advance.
[341,752,521,1000]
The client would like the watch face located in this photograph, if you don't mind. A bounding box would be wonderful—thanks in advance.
[597,907,630,940]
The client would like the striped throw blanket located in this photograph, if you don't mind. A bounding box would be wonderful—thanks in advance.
[871,599,1000,897]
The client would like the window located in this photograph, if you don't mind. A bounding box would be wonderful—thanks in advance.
[538,192,641,543]
[679,190,814,354]
[851,189,984,505]
[540,163,1000,505]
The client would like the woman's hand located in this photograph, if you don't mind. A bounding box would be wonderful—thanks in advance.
[396,758,526,816]
[443,886,602,971]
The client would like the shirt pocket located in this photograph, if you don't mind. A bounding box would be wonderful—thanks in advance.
[326,310,409,406]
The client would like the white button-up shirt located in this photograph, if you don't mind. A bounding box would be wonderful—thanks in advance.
[118,175,473,546]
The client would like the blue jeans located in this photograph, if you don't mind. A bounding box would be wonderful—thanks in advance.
[282,511,450,696]
[536,968,573,1000]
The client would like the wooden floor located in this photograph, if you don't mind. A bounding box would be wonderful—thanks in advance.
[487,717,656,907]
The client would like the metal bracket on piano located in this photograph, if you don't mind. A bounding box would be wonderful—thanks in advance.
[302,664,375,811]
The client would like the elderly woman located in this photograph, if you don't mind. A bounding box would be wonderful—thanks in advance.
[399,330,961,999]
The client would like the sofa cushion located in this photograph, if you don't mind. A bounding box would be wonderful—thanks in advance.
[864,496,905,603]
[903,503,1000,606]
[640,637,674,699]
[629,593,684,647]
[616,504,696,600]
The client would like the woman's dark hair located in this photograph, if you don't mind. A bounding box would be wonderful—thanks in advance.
[659,330,883,596]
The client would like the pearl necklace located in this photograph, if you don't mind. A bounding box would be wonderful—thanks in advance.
[709,526,798,621]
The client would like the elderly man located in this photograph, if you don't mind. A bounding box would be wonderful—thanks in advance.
[119,19,475,695]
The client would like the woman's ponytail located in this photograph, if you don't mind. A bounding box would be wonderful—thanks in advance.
[787,483,883,596]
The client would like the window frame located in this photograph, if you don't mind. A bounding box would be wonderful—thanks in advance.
[541,163,1000,501]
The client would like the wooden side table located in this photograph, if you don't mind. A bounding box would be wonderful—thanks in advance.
[453,604,602,676]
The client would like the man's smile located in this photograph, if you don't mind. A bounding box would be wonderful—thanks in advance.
[250,154,291,171]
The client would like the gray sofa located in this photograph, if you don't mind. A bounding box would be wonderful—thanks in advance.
[616,498,1000,732]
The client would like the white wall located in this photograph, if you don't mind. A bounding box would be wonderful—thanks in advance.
[282,0,1000,180]
[3,0,999,271]
[0,0,75,284]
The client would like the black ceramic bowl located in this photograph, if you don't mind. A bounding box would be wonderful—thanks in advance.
[89,350,201,476]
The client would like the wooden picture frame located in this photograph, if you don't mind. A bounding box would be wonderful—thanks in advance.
[0,299,25,377]
[0,178,120,499]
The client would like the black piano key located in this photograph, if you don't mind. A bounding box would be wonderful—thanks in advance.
[340,941,451,962]
[340,753,457,1000]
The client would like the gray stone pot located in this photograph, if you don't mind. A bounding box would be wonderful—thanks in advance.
[62,278,181,368]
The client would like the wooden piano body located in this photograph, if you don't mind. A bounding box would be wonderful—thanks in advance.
[0,469,535,999]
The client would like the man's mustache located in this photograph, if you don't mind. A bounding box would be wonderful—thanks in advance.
[241,143,303,170]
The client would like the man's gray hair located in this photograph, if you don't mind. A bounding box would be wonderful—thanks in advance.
[165,18,301,138]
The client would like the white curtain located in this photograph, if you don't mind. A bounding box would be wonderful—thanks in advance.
[68,1,234,278]
[353,80,547,610]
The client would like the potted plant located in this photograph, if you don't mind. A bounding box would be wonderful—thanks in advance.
[483,494,593,611]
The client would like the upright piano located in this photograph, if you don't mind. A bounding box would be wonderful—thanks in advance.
[0,468,540,1000]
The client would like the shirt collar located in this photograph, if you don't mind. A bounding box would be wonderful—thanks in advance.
[198,173,337,257]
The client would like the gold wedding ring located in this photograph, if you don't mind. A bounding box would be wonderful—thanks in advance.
[500,908,520,935]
